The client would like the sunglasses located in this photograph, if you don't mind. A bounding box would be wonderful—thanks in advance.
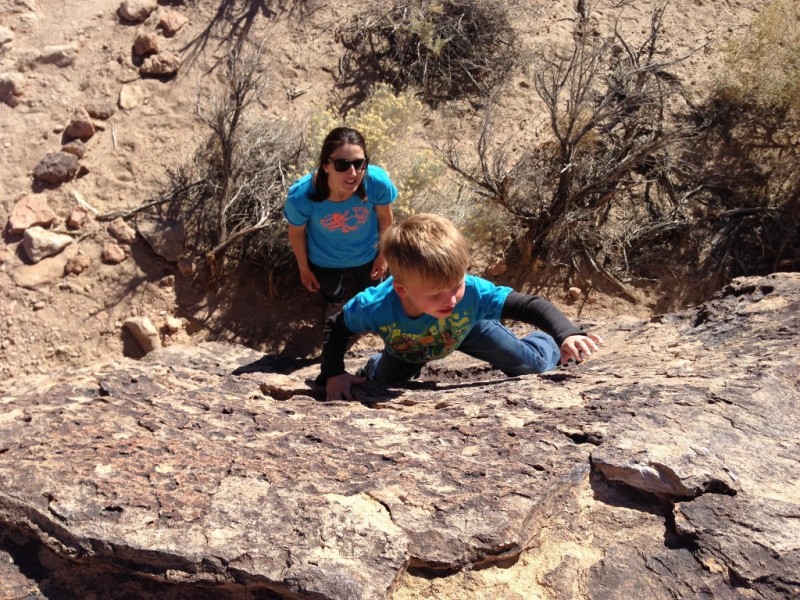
[327,157,368,172]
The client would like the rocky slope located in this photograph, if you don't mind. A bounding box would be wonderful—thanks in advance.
[1,273,798,599]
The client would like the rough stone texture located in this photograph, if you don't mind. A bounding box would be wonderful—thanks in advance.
[133,30,159,56]
[7,194,56,234]
[118,0,158,23]
[21,226,73,263]
[108,216,138,244]
[64,254,91,275]
[84,99,117,120]
[32,151,80,185]
[65,106,95,140]
[124,316,161,352]
[119,83,147,109]
[101,242,127,264]
[0,71,26,107]
[0,273,798,599]
[140,51,182,76]
[66,206,89,229]
[137,217,185,261]
[159,10,189,36]
[34,44,80,68]
[61,139,87,159]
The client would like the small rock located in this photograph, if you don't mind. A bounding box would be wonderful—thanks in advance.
[158,10,188,36]
[84,99,117,120]
[64,254,91,275]
[65,106,95,141]
[137,218,185,261]
[568,287,582,301]
[0,72,26,107]
[124,316,161,353]
[66,206,89,230]
[118,0,158,23]
[22,227,73,263]
[102,243,126,264]
[164,315,183,333]
[140,52,182,77]
[133,30,159,56]
[32,152,80,185]
[119,84,146,110]
[107,217,138,244]
[7,194,56,234]
[36,44,80,68]
[61,139,87,158]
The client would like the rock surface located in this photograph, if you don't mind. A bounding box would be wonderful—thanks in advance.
[1,273,798,599]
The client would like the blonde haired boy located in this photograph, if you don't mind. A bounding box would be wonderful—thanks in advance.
[320,214,603,401]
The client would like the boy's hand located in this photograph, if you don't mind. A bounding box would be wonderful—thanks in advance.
[325,372,367,401]
[560,333,604,364]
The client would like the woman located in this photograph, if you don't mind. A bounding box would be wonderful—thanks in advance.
[284,127,397,307]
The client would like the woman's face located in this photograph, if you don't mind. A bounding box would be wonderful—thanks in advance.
[322,143,367,201]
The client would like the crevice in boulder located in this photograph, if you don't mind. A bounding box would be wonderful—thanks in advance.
[0,521,302,599]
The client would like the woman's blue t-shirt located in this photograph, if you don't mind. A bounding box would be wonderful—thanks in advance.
[283,165,397,268]
[343,274,512,364]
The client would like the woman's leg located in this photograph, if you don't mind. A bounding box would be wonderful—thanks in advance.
[457,320,560,375]
[348,259,379,295]
[309,262,346,303]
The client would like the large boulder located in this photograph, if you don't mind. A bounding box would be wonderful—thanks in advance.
[0,274,798,599]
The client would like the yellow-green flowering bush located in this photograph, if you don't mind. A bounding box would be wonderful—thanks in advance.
[721,0,800,110]
[301,84,444,215]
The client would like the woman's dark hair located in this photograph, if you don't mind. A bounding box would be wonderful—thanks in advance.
[310,127,370,201]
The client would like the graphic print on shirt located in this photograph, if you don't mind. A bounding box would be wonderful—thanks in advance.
[378,311,472,363]
[320,205,370,234]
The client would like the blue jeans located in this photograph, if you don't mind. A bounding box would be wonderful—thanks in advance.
[364,320,561,383]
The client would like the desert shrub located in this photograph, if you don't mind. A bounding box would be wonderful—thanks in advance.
[683,0,800,288]
[339,0,517,106]
[165,41,303,285]
[439,6,696,300]
[720,0,800,110]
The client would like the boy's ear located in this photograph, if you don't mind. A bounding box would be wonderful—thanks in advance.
[392,280,408,299]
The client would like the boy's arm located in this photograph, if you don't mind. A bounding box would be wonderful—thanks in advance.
[500,291,583,344]
[318,311,367,400]
[501,291,603,363]
[319,311,354,382]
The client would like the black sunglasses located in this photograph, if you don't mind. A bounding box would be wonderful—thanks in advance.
[327,157,368,172]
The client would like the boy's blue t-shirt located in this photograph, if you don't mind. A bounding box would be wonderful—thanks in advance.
[283,165,398,268]
[343,274,512,364]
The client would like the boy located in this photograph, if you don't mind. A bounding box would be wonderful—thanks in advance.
[319,214,603,401]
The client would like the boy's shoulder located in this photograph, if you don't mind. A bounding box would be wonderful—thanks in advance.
[343,279,398,329]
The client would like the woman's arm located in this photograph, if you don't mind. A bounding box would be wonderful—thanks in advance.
[370,204,394,279]
[287,224,320,292]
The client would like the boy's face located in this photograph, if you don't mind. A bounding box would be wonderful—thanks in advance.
[393,275,466,319]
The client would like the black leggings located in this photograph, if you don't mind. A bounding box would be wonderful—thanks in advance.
[309,259,376,303]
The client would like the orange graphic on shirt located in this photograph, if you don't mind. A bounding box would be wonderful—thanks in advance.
[320,206,370,233]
